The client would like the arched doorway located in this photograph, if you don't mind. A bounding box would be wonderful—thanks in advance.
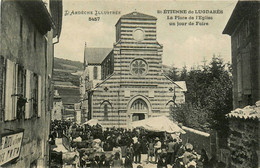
[129,98,149,121]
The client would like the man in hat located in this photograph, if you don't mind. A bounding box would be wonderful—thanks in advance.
[154,137,162,163]
[133,139,141,163]
[147,138,154,163]
[166,139,175,165]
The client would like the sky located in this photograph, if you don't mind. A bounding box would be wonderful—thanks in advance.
[54,0,238,69]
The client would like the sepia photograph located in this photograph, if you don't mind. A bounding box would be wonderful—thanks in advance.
[0,0,260,167]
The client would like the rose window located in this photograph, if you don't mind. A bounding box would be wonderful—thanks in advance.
[130,59,148,76]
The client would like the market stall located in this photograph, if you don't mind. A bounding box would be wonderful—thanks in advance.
[81,119,101,127]
[131,115,186,134]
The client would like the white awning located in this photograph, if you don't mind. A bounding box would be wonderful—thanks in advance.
[131,115,185,134]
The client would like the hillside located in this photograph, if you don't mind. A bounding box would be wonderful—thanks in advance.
[53,57,83,86]
[54,57,83,71]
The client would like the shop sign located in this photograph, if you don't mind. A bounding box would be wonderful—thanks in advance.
[0,130,24,166]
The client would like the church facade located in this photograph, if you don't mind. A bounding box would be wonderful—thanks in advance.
[81,12,186,128]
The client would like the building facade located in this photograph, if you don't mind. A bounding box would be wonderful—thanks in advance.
[81,12,186,128]
[223,1,260,109]
[53,81,81,121]
[52,90,63,121]
[0,0,62,167]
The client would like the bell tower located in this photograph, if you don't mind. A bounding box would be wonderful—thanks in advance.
[114,11,163,77]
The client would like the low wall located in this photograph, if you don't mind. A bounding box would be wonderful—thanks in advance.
[181,126,212,158]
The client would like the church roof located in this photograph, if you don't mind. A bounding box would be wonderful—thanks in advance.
[120,12,157,20]
[84,48,112,65]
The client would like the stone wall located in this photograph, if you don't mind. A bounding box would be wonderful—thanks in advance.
[228,118,259,168]
[181,126,212,158]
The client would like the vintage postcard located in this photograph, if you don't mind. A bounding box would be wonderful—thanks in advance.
[1,0,259,167]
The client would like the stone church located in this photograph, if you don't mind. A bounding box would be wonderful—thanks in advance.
[81,12,186,128]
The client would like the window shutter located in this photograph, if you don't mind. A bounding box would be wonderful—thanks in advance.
[5,59,15,121]
[237,54,242,101]
[38,75,42,117]
[12,64,18,119]
[242,44,252,94]
[25,69,32,119]
[0,56,6,121]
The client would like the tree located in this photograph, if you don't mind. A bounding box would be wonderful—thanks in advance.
[168,56,232,141]
[179,65,188,81]
[171,103,210,132]
[166,65,179,81]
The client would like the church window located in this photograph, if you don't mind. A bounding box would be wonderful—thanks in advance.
[101,100,112,121]
[104,104,108,120]
[130,99,148,111]
[130,59,148,76]
[93,66,98,79]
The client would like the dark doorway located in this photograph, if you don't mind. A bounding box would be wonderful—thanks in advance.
[132,113,145,121]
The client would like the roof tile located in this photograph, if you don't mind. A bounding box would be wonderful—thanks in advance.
[227,100,260,120]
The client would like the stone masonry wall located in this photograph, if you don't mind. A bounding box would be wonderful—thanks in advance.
[228,118,259,168]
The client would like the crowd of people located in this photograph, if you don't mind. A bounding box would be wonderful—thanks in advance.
[50,120,225,168]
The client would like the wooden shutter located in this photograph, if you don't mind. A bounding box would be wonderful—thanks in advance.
[5,59,15,121]
[13,64,18,119]
[242,43,252,94]
[38,75,42,117]
[0,56,6,121]
[237,54,242,101]
[25,69,32,119]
